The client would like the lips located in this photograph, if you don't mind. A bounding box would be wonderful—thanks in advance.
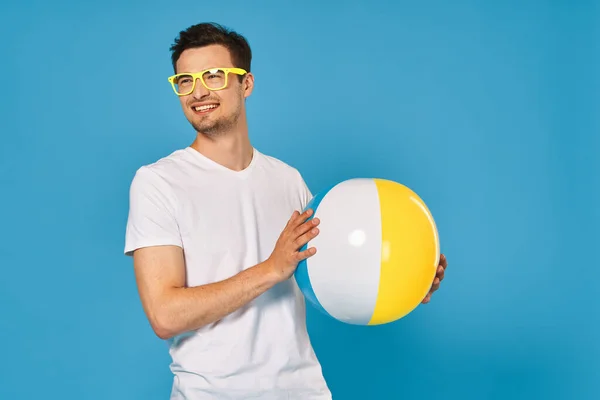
[191,103,220,114]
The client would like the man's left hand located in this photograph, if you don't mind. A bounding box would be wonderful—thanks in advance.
[422,253,447,304]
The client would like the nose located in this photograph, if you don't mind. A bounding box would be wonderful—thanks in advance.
[191,77,210,99]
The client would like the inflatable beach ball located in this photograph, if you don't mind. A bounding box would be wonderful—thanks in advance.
[294,178,440,326]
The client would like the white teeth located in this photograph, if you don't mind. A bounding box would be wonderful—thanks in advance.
[194,104,218,111]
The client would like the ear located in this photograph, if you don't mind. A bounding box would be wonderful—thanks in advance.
[242,72,254,98]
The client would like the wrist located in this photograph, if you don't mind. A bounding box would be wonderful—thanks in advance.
[259,258,285,286]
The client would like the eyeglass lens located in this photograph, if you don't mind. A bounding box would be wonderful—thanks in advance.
[174,69,227,94]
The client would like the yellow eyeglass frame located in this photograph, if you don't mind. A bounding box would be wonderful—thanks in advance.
[167,67,247,96]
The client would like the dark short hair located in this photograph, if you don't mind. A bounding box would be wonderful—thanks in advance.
[169,22,252,75]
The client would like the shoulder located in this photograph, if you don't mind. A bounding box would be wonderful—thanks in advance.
[136,148,190,179]
[255,150,305,182]
[255,149,313,203]
[128,148,192,202]
[130,148,189,185]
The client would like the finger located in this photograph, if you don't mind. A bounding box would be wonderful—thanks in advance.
[295,208,313,223]
[294,226,320,249]
[422,293,431,304]
[286,211,300,226]
[295,246,317,261]
[439,253,447,268]
[284,210,311,235]
[431,277,440,292]
[292,217,320,238]
[287,210,312,231]
[437,265,445,280]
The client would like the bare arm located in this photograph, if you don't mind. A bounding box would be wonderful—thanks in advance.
[132,209,320,340]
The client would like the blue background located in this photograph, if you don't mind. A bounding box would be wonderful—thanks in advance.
[1,0,597,399]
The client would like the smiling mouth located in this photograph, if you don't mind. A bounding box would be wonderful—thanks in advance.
[192,104,219,114]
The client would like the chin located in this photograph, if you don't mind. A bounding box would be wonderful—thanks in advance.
[191,120,226,136]
[192,114,240,136]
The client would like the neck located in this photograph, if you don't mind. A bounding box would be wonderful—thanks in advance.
[190,126,253,172]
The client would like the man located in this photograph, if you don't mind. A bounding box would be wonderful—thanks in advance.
[124,22,447,399]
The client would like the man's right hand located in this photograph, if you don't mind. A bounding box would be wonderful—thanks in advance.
[132,208,321,339]
[265,209,320,282]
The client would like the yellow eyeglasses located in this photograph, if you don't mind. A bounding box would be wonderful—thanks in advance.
[168,67,247,96]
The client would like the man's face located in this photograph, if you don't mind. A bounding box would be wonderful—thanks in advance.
[174,45,253,136]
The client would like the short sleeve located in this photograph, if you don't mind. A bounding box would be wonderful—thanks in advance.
[124,166,182,256]
[295,169,314,210]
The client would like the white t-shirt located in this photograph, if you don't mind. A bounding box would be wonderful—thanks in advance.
[124,146,331,399]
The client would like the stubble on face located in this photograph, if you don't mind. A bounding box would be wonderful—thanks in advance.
[186,90,243,137]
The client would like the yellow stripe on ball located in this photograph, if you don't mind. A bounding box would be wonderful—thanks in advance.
[368,179,440,325]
